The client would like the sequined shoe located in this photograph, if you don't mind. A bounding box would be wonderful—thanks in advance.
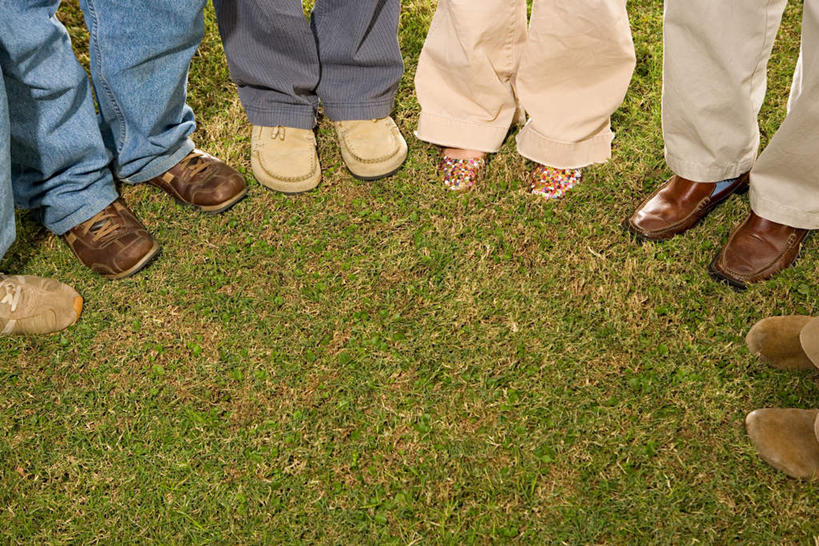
[530,165,582,200]
[439,155,487,192]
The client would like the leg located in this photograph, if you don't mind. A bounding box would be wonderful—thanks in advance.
[78,0,205,183]
[663,0,787,182]
[0,68,13,259]
[414,0,527,153]
[214,0,321,129]
[0,2,118,236]
[750,0,819,230]
[516,0,636,169]
[311,0,403,122]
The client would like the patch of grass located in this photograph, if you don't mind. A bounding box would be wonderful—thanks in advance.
[1,1,817,543]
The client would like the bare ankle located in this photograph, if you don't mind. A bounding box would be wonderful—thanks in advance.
[442,148,488,161]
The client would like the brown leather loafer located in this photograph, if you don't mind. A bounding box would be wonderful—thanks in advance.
[625,173,749,241]
[709,212,809,289]
[147,149,247,214]
[64,199,160,280]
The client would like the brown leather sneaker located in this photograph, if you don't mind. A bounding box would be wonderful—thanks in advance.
[625,173,749,241]
[63,199,160,280]
[709,212,809,289]
[147,149,247,214]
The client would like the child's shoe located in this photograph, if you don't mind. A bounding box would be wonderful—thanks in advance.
[530,164,582,200]
[251,126,321,194]
[439,155,487,192]
[334,117,408,181]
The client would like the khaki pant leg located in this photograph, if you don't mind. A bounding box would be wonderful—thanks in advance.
[414,0,526,152]
[515,0,635,169]
[751,1,819,229]
[663,0,787,182]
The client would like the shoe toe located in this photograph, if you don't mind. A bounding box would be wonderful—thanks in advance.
[745,316,816,370]
[746,408,819,479]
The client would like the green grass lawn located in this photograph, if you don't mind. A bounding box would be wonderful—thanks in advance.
[1,1,818,543]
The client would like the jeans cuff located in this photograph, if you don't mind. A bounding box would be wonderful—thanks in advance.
[120,139,196,185]
[0,223,15,260]
[323,99,395,122]
[46,185,120,236]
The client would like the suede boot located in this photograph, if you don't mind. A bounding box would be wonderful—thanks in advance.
[746,408,819,479]
[746,316,818,371]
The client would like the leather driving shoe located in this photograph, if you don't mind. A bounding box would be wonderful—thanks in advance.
[251,126,321,194]
[0,275,83,336]
[746,316,819,371]
[625,173,749,241]
[147,149,247,214]
[334,117,408,181]
[64,199,160,280]
[709,212,809,289]
[746,408,819,480]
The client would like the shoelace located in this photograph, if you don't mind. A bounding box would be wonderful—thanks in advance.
[0,279,22,313]
[81,210,121,244]
[177,150,213,178]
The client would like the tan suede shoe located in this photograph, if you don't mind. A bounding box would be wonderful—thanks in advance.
[251,126,321,194]
[801,318,819,367]
[0,275,83,335]
[746,408,819,480]
[746,316,819,371]
[334,117,408,181]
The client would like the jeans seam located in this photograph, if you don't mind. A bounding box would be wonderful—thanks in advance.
[85,0,129,158]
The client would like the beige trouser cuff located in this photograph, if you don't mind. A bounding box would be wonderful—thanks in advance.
[415,112,509,154]
[751,188,819,230]
[517,124,614,169]
[665,154,756,184]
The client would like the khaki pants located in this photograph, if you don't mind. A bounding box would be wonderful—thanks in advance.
[414,0,635,169]
[664,0,819,229]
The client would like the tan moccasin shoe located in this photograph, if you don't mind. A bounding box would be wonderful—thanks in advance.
[334,117,408,181]
[0,275,83,336]
[251,126,321,194]
[746,408,819,480]
[746,316,819,371]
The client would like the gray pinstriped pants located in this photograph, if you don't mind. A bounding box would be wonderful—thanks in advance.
[214,0,403,129]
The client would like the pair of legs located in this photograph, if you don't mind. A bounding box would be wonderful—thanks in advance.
[214,0,407,193]
[0,68,82,336]
[628,0,819,287]
[415,0,635,195]
[745,316,819,480]
[0,1,245,281]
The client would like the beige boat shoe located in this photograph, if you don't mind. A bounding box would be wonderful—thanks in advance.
[0,275,83,336]
[251,125,321,194]
[746,316,819,371]
[334,117,408,181]
[746,408,819,480]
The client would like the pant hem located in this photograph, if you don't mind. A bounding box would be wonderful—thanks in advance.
[415,112,508,153]
[0,225,15,260]
[666,153,755,183]
[323,99,395,122]
[516,125,614,169]
[120,139,196,184]
[47,186,119,236]
[750,187,819,230]
[244,106,317,130]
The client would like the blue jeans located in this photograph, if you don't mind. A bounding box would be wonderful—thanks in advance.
[78,0,205,183]
[0,70,14,259]
[0,5,118,235]
[0,1,205,234]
